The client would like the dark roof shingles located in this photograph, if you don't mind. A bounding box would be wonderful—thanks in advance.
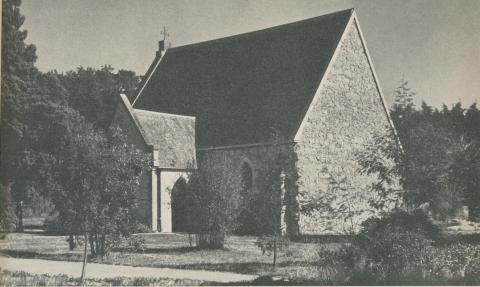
[134,9,353,148]
[133,109,196,169]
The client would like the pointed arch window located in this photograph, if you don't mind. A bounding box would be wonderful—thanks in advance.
[237,159,256,235]
[240,161,253,194]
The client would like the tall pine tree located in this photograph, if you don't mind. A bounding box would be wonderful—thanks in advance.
[1,0,41,231]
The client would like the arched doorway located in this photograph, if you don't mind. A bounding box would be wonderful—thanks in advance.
[171,177,189,232]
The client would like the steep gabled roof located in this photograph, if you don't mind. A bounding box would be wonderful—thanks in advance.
[133,9,353,148]
[133,109,196,169]
[116,94,196,169]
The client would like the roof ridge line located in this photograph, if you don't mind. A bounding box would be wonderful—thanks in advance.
[169,8,354,53]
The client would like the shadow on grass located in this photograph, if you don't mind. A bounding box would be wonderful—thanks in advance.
[0,249,81,261]
[206,276,328,286]
[154,260,315,274]
[114,245,201,254]
[168,262,273,274]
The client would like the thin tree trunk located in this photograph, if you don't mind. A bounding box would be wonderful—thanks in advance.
[94,230,99,256]
[273,239,277,269]
[68,234,75,250]
[89,234,96,257]
[15,201,23,232]
[80,232,88,282]
[100,234,105,255]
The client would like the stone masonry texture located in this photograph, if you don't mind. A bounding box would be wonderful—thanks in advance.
[295,22,399,235]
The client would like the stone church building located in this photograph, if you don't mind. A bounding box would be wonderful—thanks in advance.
[112,9,399,236]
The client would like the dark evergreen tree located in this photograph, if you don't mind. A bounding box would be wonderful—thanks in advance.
[387,79,480,220]
[392,78,415,115]
[1,0,41,230]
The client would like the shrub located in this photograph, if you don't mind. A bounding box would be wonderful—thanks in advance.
[125,235,146,253]
[134,223,151,234]
[195,223,226,249]
[429,243,480,284]
[359,208,439,241]
[0,185,18,232]
[316,244,357,283]
[350,210,439,283]
[0,203,17,232]
[316,210,480,284]
[183,161,243,249]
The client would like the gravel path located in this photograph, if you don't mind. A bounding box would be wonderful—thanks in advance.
[0,256,258,283]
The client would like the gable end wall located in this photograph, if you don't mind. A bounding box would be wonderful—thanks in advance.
[295,21,399,234]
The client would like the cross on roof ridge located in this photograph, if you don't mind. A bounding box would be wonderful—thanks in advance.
[160,26,170,41]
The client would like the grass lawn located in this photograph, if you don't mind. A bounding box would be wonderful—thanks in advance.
[0,231,342,283]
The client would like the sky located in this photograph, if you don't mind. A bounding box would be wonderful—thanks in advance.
[21,0,480,108]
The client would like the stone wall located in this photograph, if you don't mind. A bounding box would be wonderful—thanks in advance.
[295,21,399,235]
[111,101,152,227]
[198,143,300,236]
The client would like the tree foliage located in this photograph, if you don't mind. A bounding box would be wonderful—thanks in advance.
[47,119,149,256]
[0,2,149,261]
[1,0,45,230]
[181,156,243,248]
[392,78,415,111]
[362,79,480,221]
[59,66,140,130]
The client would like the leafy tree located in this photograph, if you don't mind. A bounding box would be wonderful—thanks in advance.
[370,79,480,221]
[117,70,141,102]
[252,131,299,267]
[255,154,292,268]
[298,125,402,235]
[47,119,149,257]
[461,104,480,220]
[356,129,404,211]
[450,139,480,220]
[43,117,151,281]
[373,122,462,218]
[59,66,140,130]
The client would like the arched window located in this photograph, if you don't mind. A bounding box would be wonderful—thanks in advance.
[240,161,253,194]
[237,159,257,235]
